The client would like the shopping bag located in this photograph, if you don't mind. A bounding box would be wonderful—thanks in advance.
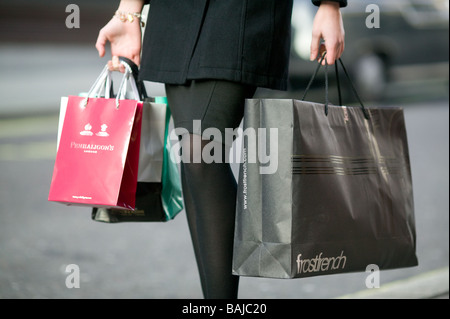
[48,64,143,209]
[92,97,184,223]
[113,57,166,184]
[137,99,166,183]
[91,58,183,223]
[232,58,418,279]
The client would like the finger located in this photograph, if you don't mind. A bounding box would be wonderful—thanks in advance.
[326,51,337,65]
[318,43,327,63]
[338,41,345,61]
[328,38,346,65]
[109,56,126,73]
[107,63,126,73]
[95,32,107,58]
[107,58,120,72]
[324,43,338,65]
[107,60,114,71]
[112,55,120,69]
[310,32,321,61]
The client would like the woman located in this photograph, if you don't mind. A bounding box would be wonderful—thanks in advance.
[96,0,347,299]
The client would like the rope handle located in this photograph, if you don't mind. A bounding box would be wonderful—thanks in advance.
[301,53,370,120]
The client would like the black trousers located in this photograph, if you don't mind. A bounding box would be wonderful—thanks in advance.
[165,80,256,299]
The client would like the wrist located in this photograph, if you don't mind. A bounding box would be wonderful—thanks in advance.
[117,0,145,13]
[114,0,146,27]
[114,10,145,26]
[319,1,341,9]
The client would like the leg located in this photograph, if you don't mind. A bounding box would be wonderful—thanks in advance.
[180,134,240,299]
[166,80,256,299]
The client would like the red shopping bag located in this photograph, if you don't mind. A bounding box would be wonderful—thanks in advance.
[48,95,143,209]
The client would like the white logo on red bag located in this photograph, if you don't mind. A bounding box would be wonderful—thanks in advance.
[74,123,114,153]
[80,123,110,137]
[96,124,109,137]
[80,123,93,136]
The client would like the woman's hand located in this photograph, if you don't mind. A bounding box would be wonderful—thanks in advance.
[95,1,144,72]
[310,1,345,65]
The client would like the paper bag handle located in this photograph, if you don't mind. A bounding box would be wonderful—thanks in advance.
[82,59,141,108]
[302,54,370,120]
[83,65,112,99]
[118,56,148,100]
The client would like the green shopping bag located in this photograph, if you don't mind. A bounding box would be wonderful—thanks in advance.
[158,96,184,221]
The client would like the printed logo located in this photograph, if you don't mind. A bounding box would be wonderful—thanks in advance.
[296,251,347,274]
[80,123,93,136]
[241,148,249,210]
[80,123,110,137]
[70,142,115,153]
[74,123,114,153]
[96,124,109,137]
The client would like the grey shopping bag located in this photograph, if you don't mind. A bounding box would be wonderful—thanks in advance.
[232,59,418,279]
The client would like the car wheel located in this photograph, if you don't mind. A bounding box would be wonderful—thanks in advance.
[352,54,388,102]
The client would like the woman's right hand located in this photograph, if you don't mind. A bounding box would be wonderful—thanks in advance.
[95,13,142,73]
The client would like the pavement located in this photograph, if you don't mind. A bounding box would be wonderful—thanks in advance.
[338,267,449,299]
[0,43,448,300]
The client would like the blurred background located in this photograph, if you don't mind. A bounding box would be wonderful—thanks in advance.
[0,0,448,299]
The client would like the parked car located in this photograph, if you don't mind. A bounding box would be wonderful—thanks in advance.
[289,0,449,101]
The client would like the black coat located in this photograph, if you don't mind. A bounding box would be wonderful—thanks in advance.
[140,0,347,90]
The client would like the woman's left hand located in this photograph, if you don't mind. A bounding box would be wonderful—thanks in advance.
[310,1,345,65]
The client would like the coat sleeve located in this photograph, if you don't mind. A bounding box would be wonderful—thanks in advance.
[312,0,347,7]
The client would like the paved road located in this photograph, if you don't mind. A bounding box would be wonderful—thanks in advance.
[0,100,448,299]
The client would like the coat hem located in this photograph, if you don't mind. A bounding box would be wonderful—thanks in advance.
[139,68,288,91]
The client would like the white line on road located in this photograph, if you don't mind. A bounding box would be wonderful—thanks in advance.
[337,267,449,299]
[0,115,58,161]
[0,141,56,161]
[0,115,59,139]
